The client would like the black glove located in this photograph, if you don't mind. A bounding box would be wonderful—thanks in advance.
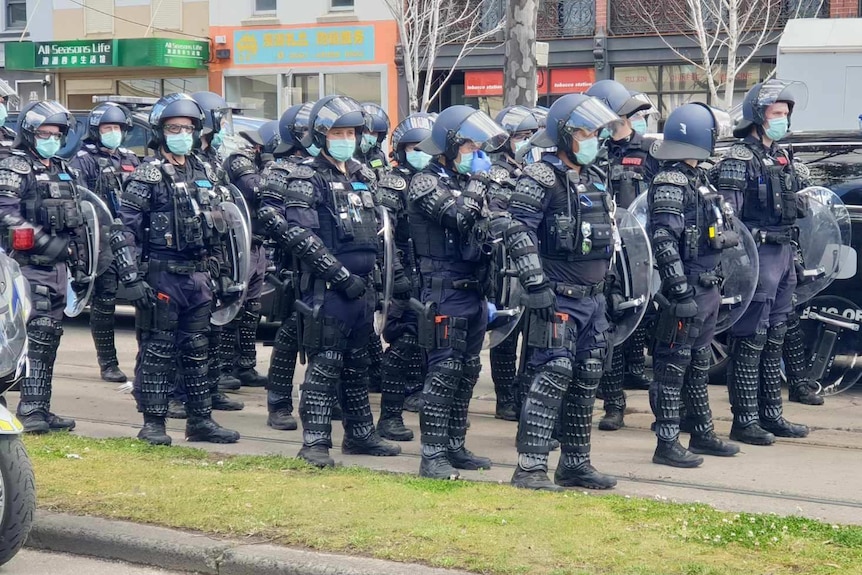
[334,274,367,300]
[527,282,557,322]
[392,273,412,301]
[125,279,156,312]
[668,286,698,319]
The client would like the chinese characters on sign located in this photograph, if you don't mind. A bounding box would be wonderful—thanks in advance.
[233,26,375,65]
[35,41,116,69]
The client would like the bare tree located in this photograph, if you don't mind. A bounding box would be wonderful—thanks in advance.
[503,0,539,107]
[631,0,824,110]
[384,0,506,113]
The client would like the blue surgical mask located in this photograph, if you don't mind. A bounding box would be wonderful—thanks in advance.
[328,138,356,162]
[100,130,122,150]
[514,139,530,155]
[631,119,648,135]
[35,136,62,159]
[765,117,788,141]
[211,131,224,149]
[0,104,7,128]
[166,133,193,156]
[574,137,599,165]
[360,133,377,154]
[307,144,321,157]
[406,150,431,171]
[599,128,610,140]
[456,151,474,174]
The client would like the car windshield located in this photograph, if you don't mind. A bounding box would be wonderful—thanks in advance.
[794,144,862,205]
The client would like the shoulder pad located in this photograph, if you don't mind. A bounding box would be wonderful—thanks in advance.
[131,163,162,184]
[793,161,810,181]
[652,171,688,186]
[0,155,32,175]
[379,173,407,191]
[227,154,255,175]
[359,164,377,184]
[409,173,439,198]
[522,162,556,188]
[489,164,512,184]
[288,164,315,179]
[727,144,754,161]
[76,149,90,158]
[649,140,663,158]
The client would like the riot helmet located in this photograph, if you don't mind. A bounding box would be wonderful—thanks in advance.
[86,102,133,146]
[390,112,436,169]
[587,79,652,118]
[652,102,732,161]
[530,94,618,154]
[361,102,390,143]
[276,104,305,154]
[240,120,282,156]
[495,105,541,157]
[14,100,74,153]
[733,79,808,138]
[0,79,19,129]
[416,105,507,160]
[191,91,233,137]
[148,93,205,152]
[302,95,366,159]
[531,106,549,128]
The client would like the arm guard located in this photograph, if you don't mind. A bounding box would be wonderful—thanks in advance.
[652,226,689,298]
[509,168,552,215]
[651,181,686,216]
[493,212,546,291]
[377,173,407,216]
[109,219,141,285]
[259,206,350,285]
[224,153,257,182]
[260,164,315,210]
[408,173,466,231]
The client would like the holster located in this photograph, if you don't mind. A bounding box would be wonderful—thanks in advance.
[526,311,572,351]
[136,295,175,333]
[408,297,467,352]
[294,299,345,351]
[653,293,700,348]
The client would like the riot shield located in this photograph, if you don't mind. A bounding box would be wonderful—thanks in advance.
[610,207,653,345]
[794,188,844,305]
[715,218,759,334]
[628,191,661,294]
[374,206,395,336]
[64,201,100,318]
[0,252,30,383]
[798,186,856,280]
[78,187,114,276]
[211,201,251,326]
[799,295,862,396]
[483,241,524,349]
[223,183,252,232]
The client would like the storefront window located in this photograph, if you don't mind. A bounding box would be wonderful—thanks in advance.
[164,77,208,95]
[614,66,659,93]
[226,75,278,120]
[287,73,320,106]
[118,79,162,98]
[323,72,381,107]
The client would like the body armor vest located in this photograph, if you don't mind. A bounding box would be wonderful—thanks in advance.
[21,158,83,234]
[607,138,653,209]
[741,145,800,228]
[88,146,137,217]
[316,170,378,259]
[538,167,614,263]
[682,182,736,264]
[147,161,225,256]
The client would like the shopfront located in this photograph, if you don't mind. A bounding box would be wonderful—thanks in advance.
[208,21,398,123]
[5,38,210,110]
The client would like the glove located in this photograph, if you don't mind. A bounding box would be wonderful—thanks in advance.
[471,150,492,174]
[125,279,156,312]
[527,282,557,322]
[668,286,698,319]
[607,293,627,321]
[334,273,367,300]
[392,273,412,300]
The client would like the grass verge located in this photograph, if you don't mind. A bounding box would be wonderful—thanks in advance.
[24,434,862,575]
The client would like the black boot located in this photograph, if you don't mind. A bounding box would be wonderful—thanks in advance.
[47,412,75,431]
[760,417,809,438]
[403,391,422,412]
[689,432,740,457]
[599,409,625,431]
[20,411,50,434]
[727,333,770,444]
[342,432,401,456]
[729,423,775,445]
[447,446,491,470]
[185,416,240,443]
[267,408,298,431]
[419,453,460,480]
[100,364,128,383]
[759,323,809,439]
[377,338,416,441]
[789,383,824,406]
[167,399,188,419]
[490,331,519,421]
[511,466,563,492]
[235,367,268,388]
[554,462,617,489]
[298,444,335,468]
[653,440,704,468]
[599,348,626,431]
[212,392,244,411]
[377,414,414,441]
[784,312,823,406]
[138,415,172,446]
[218,373,242,392]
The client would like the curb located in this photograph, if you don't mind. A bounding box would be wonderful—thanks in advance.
[27,511,472,575]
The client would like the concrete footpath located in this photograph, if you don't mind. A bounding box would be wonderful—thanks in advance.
[10,311,862,572]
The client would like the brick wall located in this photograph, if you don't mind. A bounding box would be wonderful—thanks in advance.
[595,0,607,34]
[830,0,859,18]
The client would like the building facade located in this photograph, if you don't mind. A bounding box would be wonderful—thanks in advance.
[208,0,398,122]
[0,0,57,107]
[5,0,210,110]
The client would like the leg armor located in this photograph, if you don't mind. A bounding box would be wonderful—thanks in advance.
[727,332,766,428]
[558,356,603,470]
[341,346,375,440]
[784,311,823,405]
[406,345,426,396]
[650,350,689,443]
[180,332,212,418]
[379,335,418,419]
[266,316,298,412]
[17,317,63,416]
[419,357,462,458]
[516,357,571,472]
[599,346,626,420]
[448,355,480,453]
[219,318,238,376]
[682,346,713,437]
[299,349,343,448]
[135,331,176,417]
[623,324,650,388]
[90,289,119,371]
[366,335,384,392]
[237,299,262,371]
[759,322,787,424]
[490,329,518,417]
[207,323,223,393]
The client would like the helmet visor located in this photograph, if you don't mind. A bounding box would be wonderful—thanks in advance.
[213,107,234,136]
[626,92,660,118]
[455,111,508,152]
[314,97,365,137]
[757,80,809,112]
[498,106,539,134]
[563,97,619,134]
[711,107,734,140]
[392,115,435,147]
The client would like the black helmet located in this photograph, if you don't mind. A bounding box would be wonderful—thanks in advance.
[733,80,808,138]
[191,91,232,136]
[302,95,366,150]
[416,105,507,160]
[361,102,390,143]
[276,104,305,154]
[495,106,541,135]
[652,103,732,161]
[15,100,74,150]
[86,102,133,143]
[586,79,652,118]
[149,93,205,149]
[530,94,618,151]
[390,112,435,166]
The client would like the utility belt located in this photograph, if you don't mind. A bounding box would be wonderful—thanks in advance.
[551,280,605,299]
[148,258,207,276]
[752,227,796,246]
[422,276,482,293]
[13,251,65,267]
[687,270,722,288]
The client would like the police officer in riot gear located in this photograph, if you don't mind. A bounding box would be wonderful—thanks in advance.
[281,101,320,159]
[586,80,660,432]
[0,101,82,433]
[117,93,240,445]
[486,105,541,422]
[259,95,400,466]
[70,102,139,383]
[360,102,390,176]
[374,112,437,441]
[408,105,506,479]
[647,103,741,467]
[714,80,810,445]
[505,94,619,491]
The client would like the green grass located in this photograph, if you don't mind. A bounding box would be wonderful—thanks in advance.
[23,434,862,575]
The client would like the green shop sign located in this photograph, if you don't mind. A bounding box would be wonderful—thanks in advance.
[5,38,209,71]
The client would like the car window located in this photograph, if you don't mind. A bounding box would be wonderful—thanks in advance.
[794,145,862,205]
[124,122,149,158]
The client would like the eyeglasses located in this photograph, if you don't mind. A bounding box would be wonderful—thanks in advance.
[34,129,61,141]
[163,124,195,134]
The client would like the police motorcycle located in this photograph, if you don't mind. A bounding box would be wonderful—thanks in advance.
[0,250,36,566]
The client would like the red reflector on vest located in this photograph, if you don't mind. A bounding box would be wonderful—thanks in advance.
[621,157,643,165]
[11,228,34,251]
[121,164,135,172]
[776,156,788,165]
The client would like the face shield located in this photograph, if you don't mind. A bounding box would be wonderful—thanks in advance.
[757,80,809,113]
[391,114,436,149]
[454,111,509,153]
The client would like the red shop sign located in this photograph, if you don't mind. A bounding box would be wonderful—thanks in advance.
[550,68,596,94]
[464,70,504,97]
